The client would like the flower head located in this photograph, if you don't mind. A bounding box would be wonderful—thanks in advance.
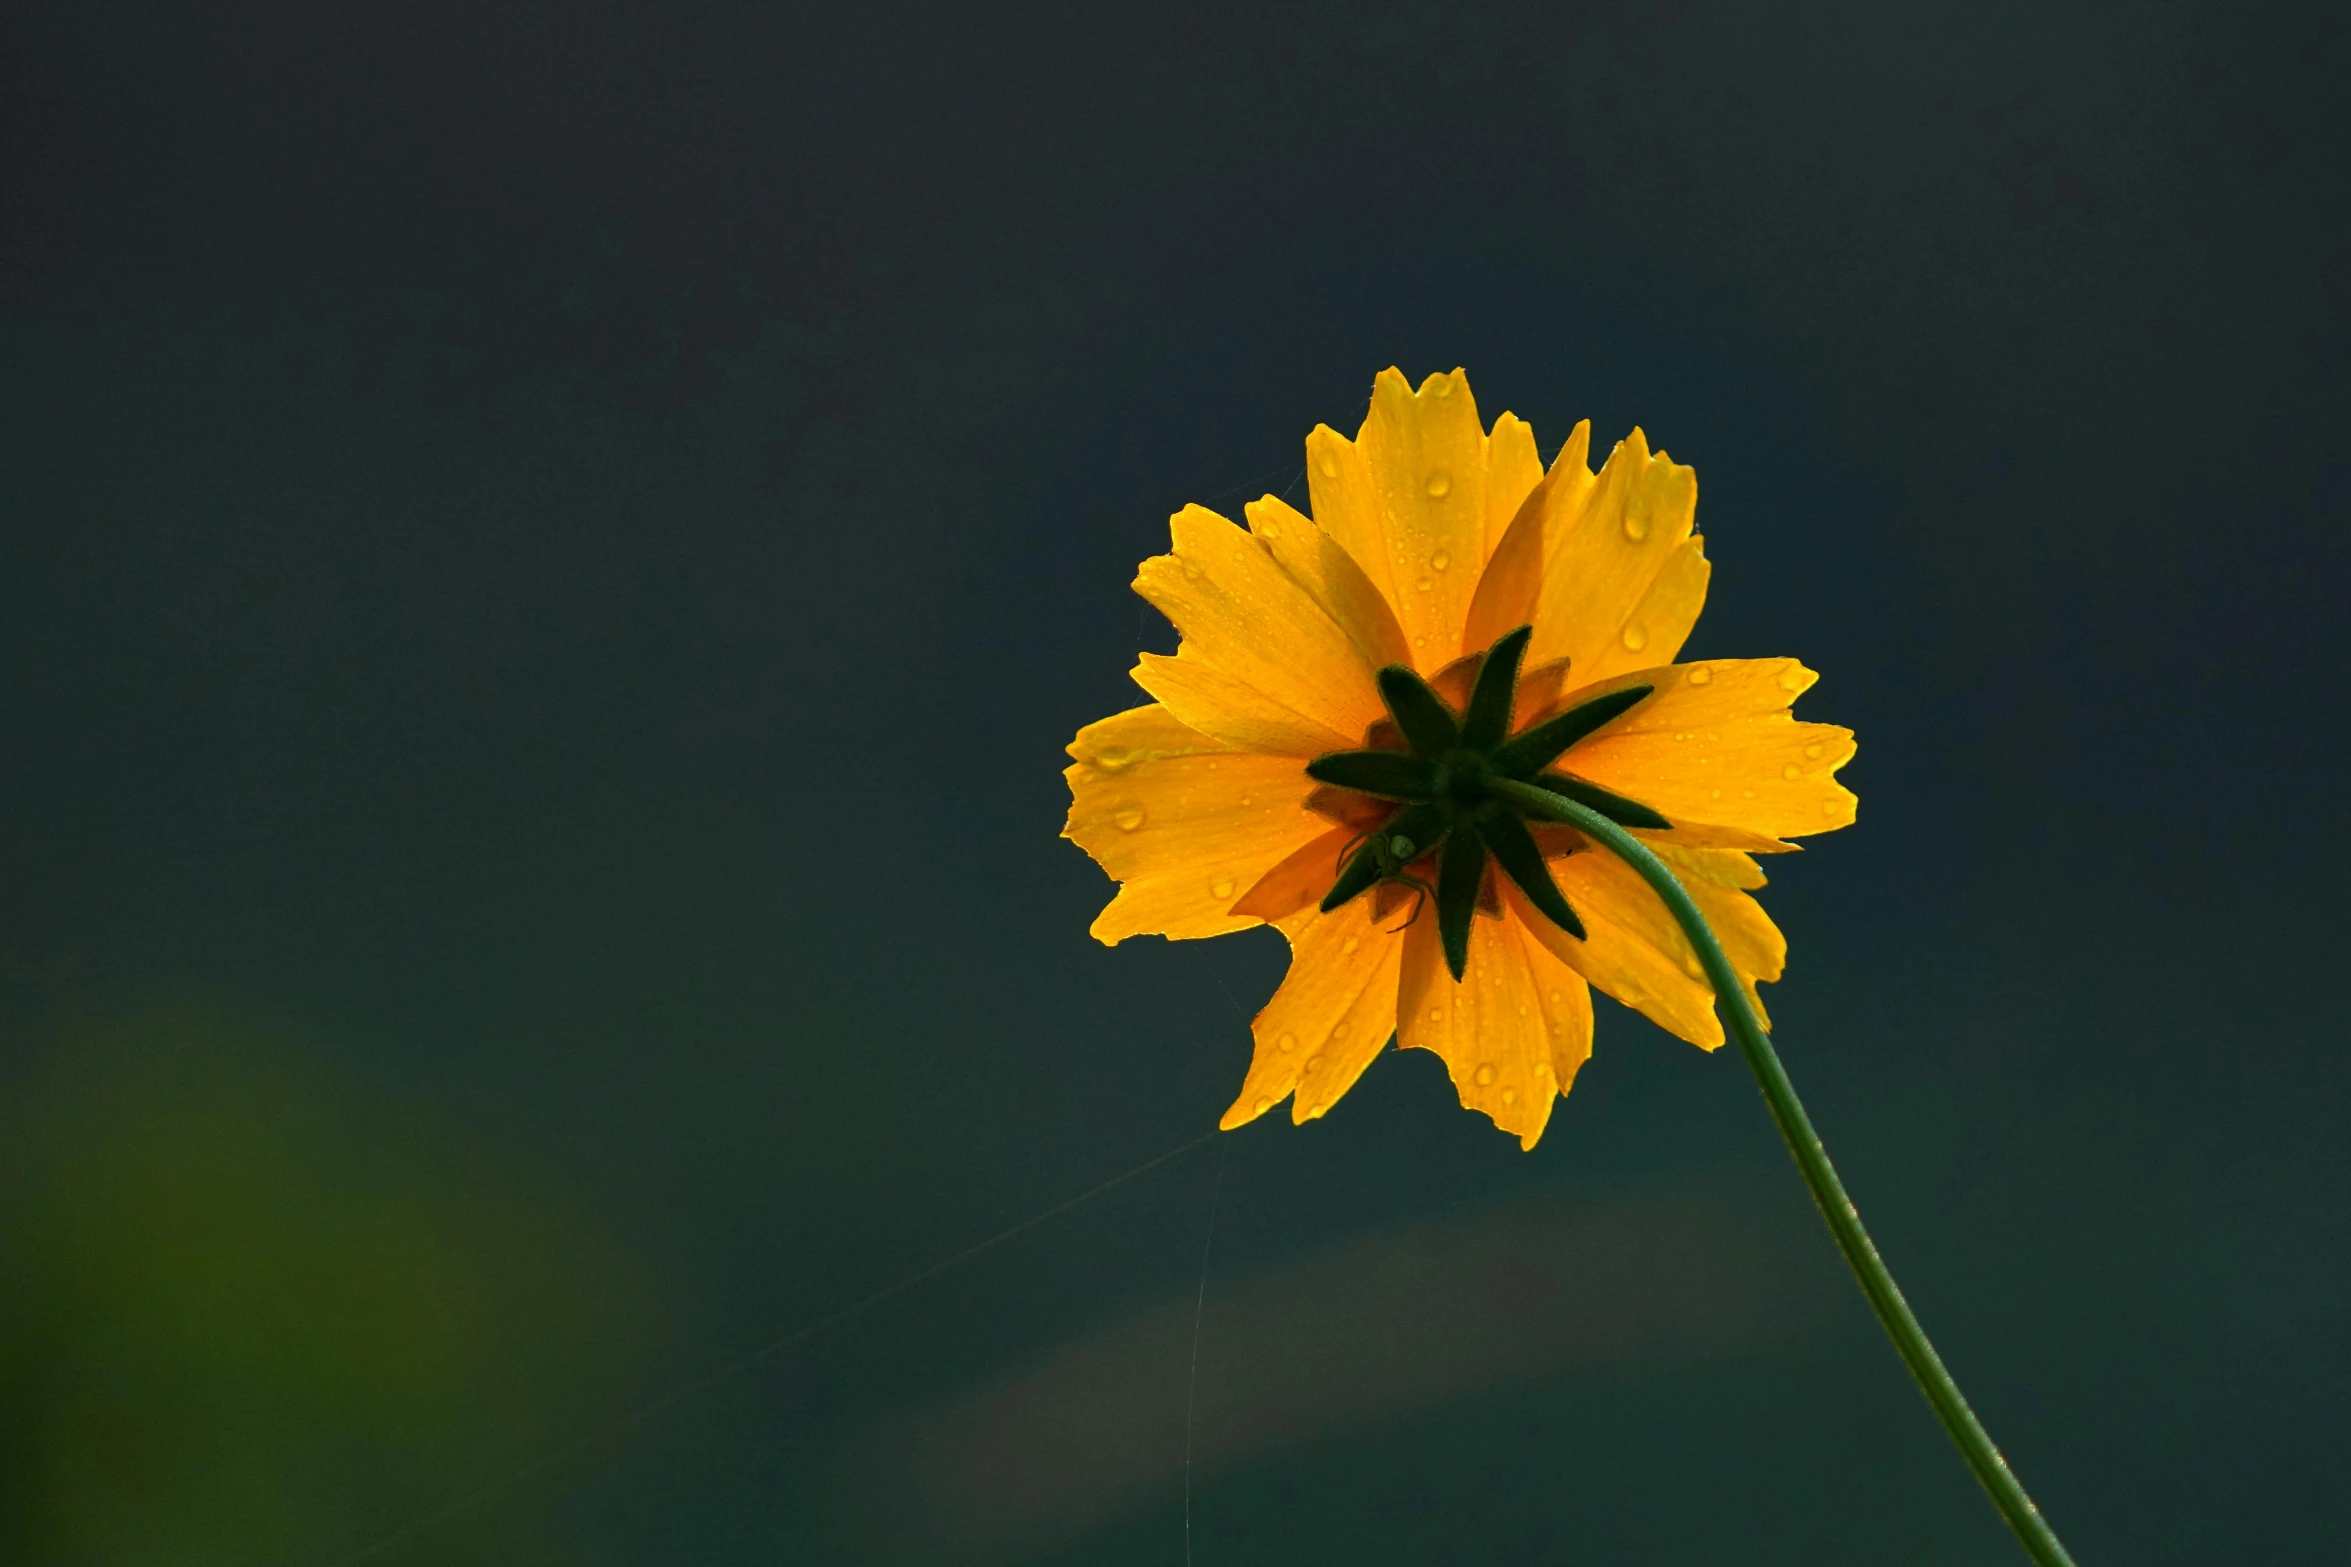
[1064,368,1856,1148]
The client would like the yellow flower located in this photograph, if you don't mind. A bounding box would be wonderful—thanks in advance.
[1063,368,1857,1148]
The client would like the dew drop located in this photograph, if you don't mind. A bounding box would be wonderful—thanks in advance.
[1673,731,1688,742]
[1547,990,1564,1005]
[1094,747,1140,772]
[1501,1087,1518,1106]
[1782,764,1802,780]
[1742,789,1756,800]
[1253,1096,1273,1114]
[1620,624,1649,652]
[1258,519,1279,539]
[1424,470,1452,498]
[1342,937,1361,955]
[1277,1031,1298,1053]
[1415,575,1434,592]
[1210,875,1236,900]
[1822,798,1841,816]
[1710,788,1723,800]
[1429,548,1451,572]
[1686,665,1714,686]
[1111,801,1147,831]
[1306,1053,1323,1072]
[1182,559,1203,581]
[1622,512,1650,542]
[1780,668,1807,692]
[1475,1063,1497,1085]
[1805,742,1825,759]
[1411,634,1427,649]
[1428,1007,1444,1023]
[1431,376,1455,398]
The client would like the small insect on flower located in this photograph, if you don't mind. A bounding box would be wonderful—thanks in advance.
[1063,369,1857,1148]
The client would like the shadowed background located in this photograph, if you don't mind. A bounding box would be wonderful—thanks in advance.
[2,2,2346,1562]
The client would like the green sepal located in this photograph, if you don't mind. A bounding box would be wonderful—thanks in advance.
[1435,829,1487,981]
[1459,625,1532,751]
[1478,810,1585,940]
[1304,750,1441,801]
[1529,772,1672,830]
[1376,665,1460,756]
[1492,684,1653,778]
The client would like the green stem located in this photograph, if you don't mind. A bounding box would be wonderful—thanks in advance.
[1489,779,2077,1567]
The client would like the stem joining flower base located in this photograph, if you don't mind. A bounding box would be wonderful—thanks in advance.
[1489,778,2079,1567]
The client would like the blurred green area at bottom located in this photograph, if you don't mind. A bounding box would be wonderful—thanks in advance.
[0,993,655,1566]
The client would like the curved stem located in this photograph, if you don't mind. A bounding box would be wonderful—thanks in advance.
[1489,779,2077,1567]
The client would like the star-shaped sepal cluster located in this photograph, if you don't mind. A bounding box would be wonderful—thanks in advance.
[1307,626,1669,982]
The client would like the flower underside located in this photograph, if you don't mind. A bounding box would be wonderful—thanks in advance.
[1310,624,1667,982]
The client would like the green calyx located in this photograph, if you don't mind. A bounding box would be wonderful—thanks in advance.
[1307,625,1668,981]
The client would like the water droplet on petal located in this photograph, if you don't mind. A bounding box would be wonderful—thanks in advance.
[1415,576,1434,592]
[1780,668,1807,692]
[1424,470,1452,498]
[1094,747,1139,772]
[1342,937,1361,955]
[1182,559,1202,581]
[1822,798,1841,816]
[1211,875,1236,900]
[1474,1063,1496,1085]
[1277,1031,1298,1053]
[1431,377,1455,398]
[1306,1053,1323,1072]
[1686,665,1714,686]
[1259,520,1279,539]
[1805,742,1825,759]
[1427,1007,1444,1022]
[1620,624,1648,652]
[1253,1096,1273,1114]
[1741,789,1756,800]
[1622,512,1650,542]
[1501,1087,1518,1106]
[1547,990,1564,1005]
[1782,764,1802,780]
[1111,802,1146,831]
[1429,548,1450,571]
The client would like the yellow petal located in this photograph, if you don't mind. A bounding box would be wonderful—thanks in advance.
[1460,469,1549,655]
[1243,495,1413,673]
[1579,535,1711,687]
[1395,895,1587,1149]
[1482,412,1546,563]
[1527,428,1698,678]
[1304,369,1508,673]
[1680,874,1786,1032]
[1230,825,1357,924]
[1558,658,1859,843]
[1645,840,1769,891]
[1221,897,1407,1130]
[1135,502,1387,745]
[1131,651,1358,757]
[1063,705,1331,944]
[1526,848,1723,1049]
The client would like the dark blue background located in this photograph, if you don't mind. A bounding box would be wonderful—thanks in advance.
[3,3,2346,1562]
